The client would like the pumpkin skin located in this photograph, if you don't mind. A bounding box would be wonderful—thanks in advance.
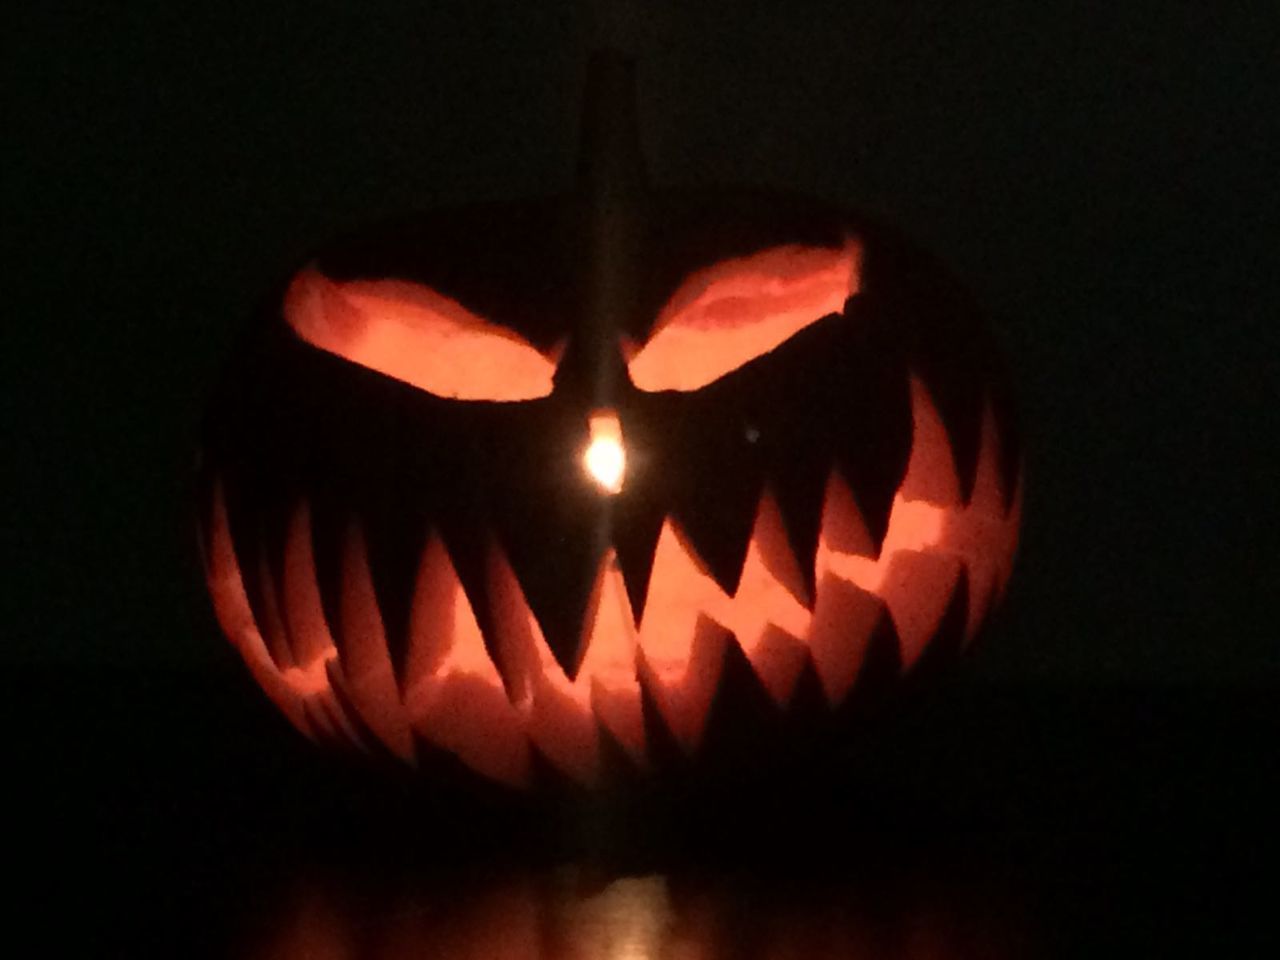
[197,65,1020,791]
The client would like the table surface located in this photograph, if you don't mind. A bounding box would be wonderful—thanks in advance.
[20,665,1274,957]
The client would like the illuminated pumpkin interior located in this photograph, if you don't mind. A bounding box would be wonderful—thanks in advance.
[283,268,558,401]
[205,376,1020,788]
[583,409,626,493]
[627,237,861,392]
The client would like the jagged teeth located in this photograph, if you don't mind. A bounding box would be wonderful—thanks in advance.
[204,375,1021,787]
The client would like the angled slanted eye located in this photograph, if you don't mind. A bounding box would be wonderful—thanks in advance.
[627,237,862,392]
[283,268,558,401]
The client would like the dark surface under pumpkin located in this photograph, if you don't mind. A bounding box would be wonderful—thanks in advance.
[198,184,1021,792]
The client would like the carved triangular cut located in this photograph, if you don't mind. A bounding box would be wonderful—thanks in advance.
[807,572,884,707]
[337,524,414,761]
[486,545,600,785]
[576,550,646,765]
[671,473,761,598]
[771,456,829,604]
[205,481,312,739]
[820,470,876,558]
[899,376,961,508]
[282,501,337,668]
[697,634,787,775]
[746,624,809,707]
[638,614,729,755]
[878,549,962,668]
[401,533,527,782]
[910,570,969,682]
[255,546,295,671]
[611,499,665,626]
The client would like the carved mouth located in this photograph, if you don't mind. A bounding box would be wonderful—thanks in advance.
[203,378,1020,787]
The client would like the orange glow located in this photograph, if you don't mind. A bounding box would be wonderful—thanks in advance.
[206,377,1019,786]
[583,409,626,493]
[627,237,861,391]
[283,268,557,401]
[244,870,1025,960]
[401,533,530,786]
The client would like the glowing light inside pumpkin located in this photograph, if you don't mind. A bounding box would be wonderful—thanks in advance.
[283,268,558,401]
[205,378,1020,787]
[628,237,861,392]
[583,409,626,493]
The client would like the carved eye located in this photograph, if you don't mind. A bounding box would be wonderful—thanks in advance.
[284,268,558,401]
[627,237,861,392]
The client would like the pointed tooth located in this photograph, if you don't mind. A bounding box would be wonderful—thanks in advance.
[486,545,599,785]
[595,719,647,785]
[637,659,691,770]
[746,490,809,606]
[306,493,348,660]
[778,660,834,757]
[486,543,551,708]
[403,534,529,784]
[412,672,531,788]
[956,399,1022,642]
[204,481,262,653]
[337,523,413,761]
[526,745,585,793]
[697,631,784,769]
[337,523,389,678]
[878,549,962,669]
[743,624,809,707]
[496,525,601,681]
[314,679,366,752]
[808,572,885,707]
[821,471,876,557]
[525,686,601,785]
[255,546,295,670]
[434,518,499,662]
[670,469,760,597]
[577,550,646,765]
[723,494,814,683]
[828,302,912,551]
[969,398,1007,513]
[770,457,828,605]
[841,615,903,716]
[404,534,464,685]
[926,377,984,504]
[637,614,729,755]
[835,454,901,556]
[205,481,313,739]
[996,406,1023,516]
[259,492,296,663]
[992,474,1025,608]
[301,699,337,745]
[910,572,969,679]
[962,558,997,645]
[282,501,338,667]
[359,507,428,685]
[633,519,734,756]
[611,497,665,627]
[899,376,961,508]
[855,247,984,500]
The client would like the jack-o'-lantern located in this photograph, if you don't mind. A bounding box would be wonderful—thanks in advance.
[197,53,1021,791]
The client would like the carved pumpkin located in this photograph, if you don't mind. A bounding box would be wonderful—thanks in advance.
[197,55,1020,790]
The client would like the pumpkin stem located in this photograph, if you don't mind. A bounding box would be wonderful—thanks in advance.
[576,48,647,201]
[573,48,647,411]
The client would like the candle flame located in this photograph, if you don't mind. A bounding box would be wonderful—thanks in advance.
[584,410,626,494]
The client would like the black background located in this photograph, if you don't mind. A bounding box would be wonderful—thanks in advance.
[7,1,1277,955]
